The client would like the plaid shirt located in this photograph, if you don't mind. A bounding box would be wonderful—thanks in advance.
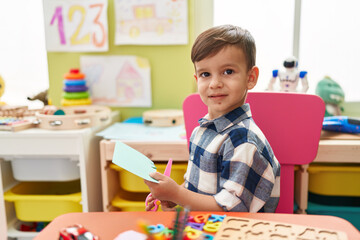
[184,104,280,212]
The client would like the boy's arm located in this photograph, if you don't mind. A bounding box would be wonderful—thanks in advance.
[175,186,224,211]
[216,143,277,212]
[144,172,223,211]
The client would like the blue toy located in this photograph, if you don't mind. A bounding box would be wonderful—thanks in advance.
[323,116,360,134]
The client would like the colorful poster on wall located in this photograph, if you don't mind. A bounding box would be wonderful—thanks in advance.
[43,0,108,52]
[80,56,152,107]
[114,0,188,45]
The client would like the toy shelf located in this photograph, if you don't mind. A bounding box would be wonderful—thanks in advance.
[0,111,119,240]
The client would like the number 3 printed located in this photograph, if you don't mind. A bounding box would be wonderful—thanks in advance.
[90,4,106,47]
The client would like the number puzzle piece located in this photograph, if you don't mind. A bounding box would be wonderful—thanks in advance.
[203,221,222,233]
[202,233,214,240]
[157,227,174,239]
[147,224,165,234]
[208,214,226,223]
[184,226,203,239]
[194,213,211,223]
[187,222,205,231]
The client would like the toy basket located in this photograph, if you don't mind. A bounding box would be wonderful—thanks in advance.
[110,162,187,192]
[111,193,163,212]
[308,163,360,196]
[7,157,80,182]
[4,180,82,222]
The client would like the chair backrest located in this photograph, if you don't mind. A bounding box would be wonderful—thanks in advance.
[182,92,325,213]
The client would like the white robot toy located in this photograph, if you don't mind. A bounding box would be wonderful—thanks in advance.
[267,56,309,93]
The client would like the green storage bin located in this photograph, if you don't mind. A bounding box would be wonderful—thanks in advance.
[309,192,360,207]
[307,201,360,230]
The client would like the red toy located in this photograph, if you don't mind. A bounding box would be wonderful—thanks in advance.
[59,224,99,240]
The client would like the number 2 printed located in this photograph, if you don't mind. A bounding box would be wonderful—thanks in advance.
[50,3,106,48]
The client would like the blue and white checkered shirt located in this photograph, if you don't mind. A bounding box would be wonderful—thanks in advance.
[184,104,280,212]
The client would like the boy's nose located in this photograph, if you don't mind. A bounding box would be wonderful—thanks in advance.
[209,77,223,88]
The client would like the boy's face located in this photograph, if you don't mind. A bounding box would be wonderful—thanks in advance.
[194,45,258,120]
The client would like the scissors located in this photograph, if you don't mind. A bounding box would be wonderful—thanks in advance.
[145,158,173,211]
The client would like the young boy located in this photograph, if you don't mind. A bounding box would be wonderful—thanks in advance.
[145,25,280,212]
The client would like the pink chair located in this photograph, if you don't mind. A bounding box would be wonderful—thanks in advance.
[182,92,325,213]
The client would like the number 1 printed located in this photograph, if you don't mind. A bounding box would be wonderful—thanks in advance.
[50,6,66,45]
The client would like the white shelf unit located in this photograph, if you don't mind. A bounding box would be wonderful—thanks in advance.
[0,111,119,240]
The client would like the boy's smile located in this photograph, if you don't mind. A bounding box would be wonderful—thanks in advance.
[194,45,258,120]
[209,94,227,99]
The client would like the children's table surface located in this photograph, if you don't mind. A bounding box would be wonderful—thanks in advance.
[34,211,360,240]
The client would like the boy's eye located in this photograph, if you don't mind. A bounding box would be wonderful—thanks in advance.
[200,72,210,77]
[224,69,233,75]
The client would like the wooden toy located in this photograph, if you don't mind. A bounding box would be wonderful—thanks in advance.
[35,105,111,130]
[143,109,184,127]
[214,216,348,240]
[0,105,31,117]
[0,117,33,132]
[0,105,40,131]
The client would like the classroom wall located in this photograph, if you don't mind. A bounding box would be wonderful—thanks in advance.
[47,0,206,121]
[342,102,360,117]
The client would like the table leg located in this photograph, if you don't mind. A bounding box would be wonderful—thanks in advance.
[295,164,309,214]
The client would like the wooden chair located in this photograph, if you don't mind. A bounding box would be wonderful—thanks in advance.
[182,92,325,213]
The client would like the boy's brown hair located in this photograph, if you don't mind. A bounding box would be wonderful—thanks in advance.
[191,25,256,71]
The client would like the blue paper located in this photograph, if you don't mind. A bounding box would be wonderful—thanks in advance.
[112,141,158,183]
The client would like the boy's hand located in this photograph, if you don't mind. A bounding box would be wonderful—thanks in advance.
[145,194,177,211]
[160,200,177,211]
[144,172,180,203]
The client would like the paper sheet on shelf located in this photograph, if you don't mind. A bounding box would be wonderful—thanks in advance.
[96,123,186,142]
[112,141,158,183]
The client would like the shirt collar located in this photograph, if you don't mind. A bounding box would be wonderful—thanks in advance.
[198,104,252,133]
